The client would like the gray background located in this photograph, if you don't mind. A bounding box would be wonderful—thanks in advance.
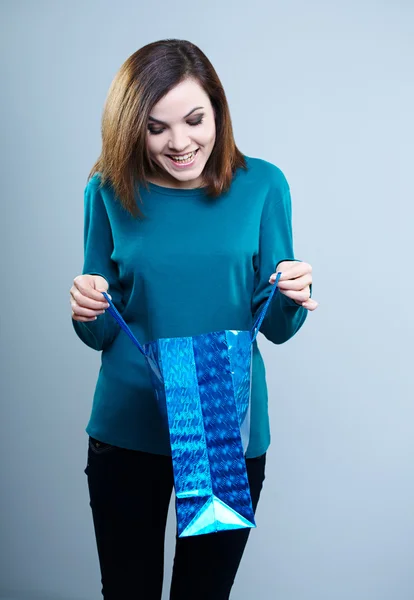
[1,1,413,599]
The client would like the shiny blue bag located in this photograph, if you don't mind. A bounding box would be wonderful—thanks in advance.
[102,272,281,537]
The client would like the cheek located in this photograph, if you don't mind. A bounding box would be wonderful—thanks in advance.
[198,124,216,148]
[146,134,165,156]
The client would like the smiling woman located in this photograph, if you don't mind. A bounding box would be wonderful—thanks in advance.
[146,79,217,187]
[89,39,246,216]
[71,38,316,600]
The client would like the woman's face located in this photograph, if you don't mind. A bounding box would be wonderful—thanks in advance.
[146,78,216,188]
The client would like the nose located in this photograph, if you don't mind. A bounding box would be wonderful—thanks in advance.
[167,127,191,153]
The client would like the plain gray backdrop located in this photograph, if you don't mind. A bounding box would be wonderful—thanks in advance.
[1,1,413,599]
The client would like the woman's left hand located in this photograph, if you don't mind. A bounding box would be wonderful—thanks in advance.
[269,261,318,311]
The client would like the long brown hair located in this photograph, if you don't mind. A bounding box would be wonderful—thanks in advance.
[89,39,246,217]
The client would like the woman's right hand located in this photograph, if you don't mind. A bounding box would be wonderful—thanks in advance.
[70,274,111,322]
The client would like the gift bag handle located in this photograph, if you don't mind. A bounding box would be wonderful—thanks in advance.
[101,292,146,356]
[250,271,282,343]
[101,270,281,351]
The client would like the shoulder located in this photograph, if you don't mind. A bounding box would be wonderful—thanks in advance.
[82,172,114,217]
[240,156,291,210]
[85,172,104,193]
[84,172,116,205]
[242,155,290,194]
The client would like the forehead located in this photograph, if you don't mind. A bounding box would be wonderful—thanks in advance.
[150,78,212,120]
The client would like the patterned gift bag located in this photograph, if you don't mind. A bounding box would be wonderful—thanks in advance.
[102,272,281,537]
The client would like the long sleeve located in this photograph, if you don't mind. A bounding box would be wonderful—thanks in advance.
[252,171,308,345]
[72,176,123,351]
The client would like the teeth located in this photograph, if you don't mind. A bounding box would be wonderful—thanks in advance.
[170,151,196,162]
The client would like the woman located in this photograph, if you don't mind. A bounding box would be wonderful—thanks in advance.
[71,39,317,600]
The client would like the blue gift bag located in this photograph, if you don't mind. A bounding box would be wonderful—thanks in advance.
[102,272,281,537]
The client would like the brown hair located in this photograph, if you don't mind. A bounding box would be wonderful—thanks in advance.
[88,39,246,217]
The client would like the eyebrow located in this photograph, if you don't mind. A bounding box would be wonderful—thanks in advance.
[148,106,205,125]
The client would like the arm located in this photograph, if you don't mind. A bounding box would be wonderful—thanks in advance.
[72,177,123,351]
[252,174,308,345]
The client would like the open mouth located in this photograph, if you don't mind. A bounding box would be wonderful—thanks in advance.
[166,148,199,166]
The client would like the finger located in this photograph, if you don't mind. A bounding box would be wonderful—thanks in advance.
[71,281,108,305]
[277,274,312,291]
[71,302,106,319]
[276,262,312,282]
[72,312,99,322]
[73,277,109,305]
[70,287,109,311]
[71,304,100,322]
[301,298,319,311]
[279,288,311,304]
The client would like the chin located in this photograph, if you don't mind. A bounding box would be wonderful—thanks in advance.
[172,169,203,181]
[163,160,205,178]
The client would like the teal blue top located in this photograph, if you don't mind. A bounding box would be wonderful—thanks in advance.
[72,155,308,458]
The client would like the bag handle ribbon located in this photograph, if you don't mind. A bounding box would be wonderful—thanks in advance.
[101,270,282,350]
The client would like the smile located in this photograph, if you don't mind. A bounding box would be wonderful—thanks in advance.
[166,149,199,167]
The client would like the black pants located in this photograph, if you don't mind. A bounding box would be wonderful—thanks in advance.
[85,436,266,600]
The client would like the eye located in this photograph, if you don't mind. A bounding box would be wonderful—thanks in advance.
[187,118,204,127]
[147,115,204,135]
[148,127,165,135]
